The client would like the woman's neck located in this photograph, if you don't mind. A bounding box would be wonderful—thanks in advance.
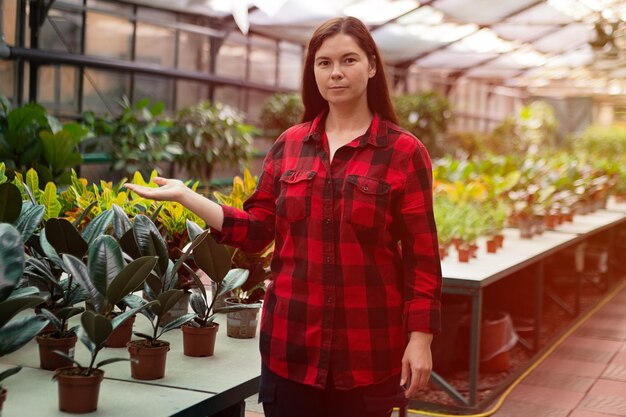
[325,100,372,133]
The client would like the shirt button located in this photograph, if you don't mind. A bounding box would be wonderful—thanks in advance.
[326,297,334,304]
[363,185,369,191]
[324,218,331,224]
[325,257,331,263]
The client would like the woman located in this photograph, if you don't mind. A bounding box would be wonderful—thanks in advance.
[125,16,441,417]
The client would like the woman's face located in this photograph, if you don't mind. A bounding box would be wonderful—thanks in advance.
[313,33,376,109]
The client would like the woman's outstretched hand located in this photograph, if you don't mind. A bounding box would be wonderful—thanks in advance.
[123,177,188,202]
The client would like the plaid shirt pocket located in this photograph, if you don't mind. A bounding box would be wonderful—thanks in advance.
[277,170,317,221]
[343,175,391,228]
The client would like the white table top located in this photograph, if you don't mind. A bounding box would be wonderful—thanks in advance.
[441,228,579,288]
[1,313,261,396]
[0,363,213,417]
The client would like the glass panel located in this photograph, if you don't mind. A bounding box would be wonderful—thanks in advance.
[0,61,14,99]
[3,0,16,45]
[279,41,302,90]
[133,74,174,112]
[249,46,276,85]
[85,12,132,60]
[38,65,78,114]
[82,69,130,115]
[136,7,172,21]
[213,85,241,110]
[40,9,83,53]
[178,31,210,72]
[136,23,175,67]
[176,80,208,108]
[216,32,247,80]
[246,90,272,124]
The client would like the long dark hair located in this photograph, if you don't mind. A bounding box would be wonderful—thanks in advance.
[300,16,398,124]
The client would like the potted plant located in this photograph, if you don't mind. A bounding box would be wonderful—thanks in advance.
[181,221,256,355]
[61,238,159,348]
[258,93,304,137]
[52,311,142,413]
[0,223,49,414]
[30,212,113,370]
[0,97,88,186]
[128,289,195,380]
[171,101,255,189]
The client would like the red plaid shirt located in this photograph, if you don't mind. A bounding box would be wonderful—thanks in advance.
[214,112,442,389]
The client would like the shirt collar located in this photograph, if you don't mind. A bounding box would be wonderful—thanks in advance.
[303,111,388,148]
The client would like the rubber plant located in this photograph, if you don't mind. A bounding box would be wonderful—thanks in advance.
[27,209,114,370]
[180,221,258,354]
[0,223,49,413]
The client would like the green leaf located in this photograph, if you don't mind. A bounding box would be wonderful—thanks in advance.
[39,228,64,269]
[72,201,97,228]
[107,256,157,306]
[81,311,112,348]
[159,312,195,335]
[156,289,184,317]
[41,182,62,220]
[189,291,207,317]
[0,183,22,223]
[192,232,231,283]
[217,268,249,298]
[45,218,88,258]
[132,215,168,277]
[88,235,124,301]
[63,254,105,312]
[15,202,44,243]
[25,169,41,200]
[119,229,141,260]
[0,223,25,301]
[111,204,132,239]
[0,315,49,356]
[186,220,204,241]
[0,296,44,328]
[110,300,156,330]
[81,209,114,246]
[0,366,22,383]
[55,306,84,321]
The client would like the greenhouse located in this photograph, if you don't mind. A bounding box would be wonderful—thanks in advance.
[1,0,626,416]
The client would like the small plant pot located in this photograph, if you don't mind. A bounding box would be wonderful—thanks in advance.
[226,299,260,339]
[518,218,533,239]
[55,367,104,413]
[37,332,78,371]
[494,234,504,248]
[486,239,498,254]
[105,315,135,348]
[182,323,219,357]
[127,340,170,380]
[545,214,557,230]
[458,248,471,263]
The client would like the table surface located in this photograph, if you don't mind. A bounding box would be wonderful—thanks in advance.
[0,313,262,416]
[441,210,626,289]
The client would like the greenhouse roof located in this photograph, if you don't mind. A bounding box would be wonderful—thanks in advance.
[133,0,626,96]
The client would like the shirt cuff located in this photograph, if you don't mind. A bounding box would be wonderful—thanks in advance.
[209,204,245,246]
[404,298,441,335]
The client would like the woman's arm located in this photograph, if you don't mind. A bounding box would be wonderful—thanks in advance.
[124,177,224,231]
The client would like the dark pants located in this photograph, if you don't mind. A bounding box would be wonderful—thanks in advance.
[259,364,407,417]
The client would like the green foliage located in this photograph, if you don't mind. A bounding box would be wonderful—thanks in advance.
[0,98,87,186]
[52,310,138,376]
[393,92,453,158]
[105,97,181,177]
[213,167,258,210]
[171,101,254,186]
[571,124,626,160]
[0,223,48,388]
[185,222,260,327]
[258,93,304,135]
